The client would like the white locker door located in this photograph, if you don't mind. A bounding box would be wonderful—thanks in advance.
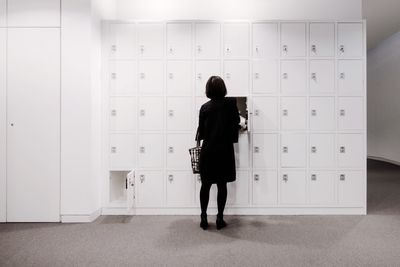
[338,97,363,130]
[166,171,195,207]
[0,0,5,26]
[338,171,364,206]
[252,171,278,206]
[338,134,364,168]
[252,134,278,169]
[167,97,192,131]
[227,171,249,206]
[138,97,164,131]
[252,23,278,58]
[7,0,60,27]
[167,61,192,96]
[195,61,221,96]
[309,23,335,57]
[223,23,249,58]
[195,22,221,59]
[224,60,249,96]
[137,23,164,59]
[109,97,137,132]
[310,60,335,94]
[0,28,6,222]
[281,97,307,130]
[167,23,192,59]
[138,61,164,95]
[252,97,278,131]
[309,134,335,168]
[234,133,250,168]
[338,60,363,95]
[338,23,363,58]
[136,171,164,207]
[167,133,192,169]
[138,133,164,168]
[109,61,137,96]
[281,133,306,168]
[252,60,278,94]
[281,23,306,57]
[281,60,307,94]
[109,23,136,59]
[7,28,60,222]
[309,97,335,131]
[280,171,306,205]
[195,175,218,207]
[309,171,335,205]
[109,134,136,170]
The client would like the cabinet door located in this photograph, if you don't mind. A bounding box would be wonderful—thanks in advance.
[195,61,221,96]
[252,97,278,131]
[281,23,306,57]
[109,23,136,59]
[138,97,164,131]
[309,134,335,168]
[167,133,192,169]
[138,133,164,168]
[309,23,335,57]
[281,60,306,94]
[310,60,335,94]
[252,134,278,169]
[109,97,137,132]
[138,61,164,95]
[137,23,164,59]
[337,171,364,206]
[309,97,335,131]
[227,171,249,206]
[167,61,192,96]
[223,60,249,96]
[109,61,137,96]
[223,23,249,58]
[252,60,278,94]
[195,22,221,59]
[166,171,195,207]
[338,134,364,168]
[109,134,136,170]
[281,133,306,168]
[234,133,250,168]
[309,171,335,205]
[167,97,192,131]
[338,23,363,58]
[280,171,306,205]
[338,97,363,130]
[0,28,5,222]
[281,97,307,130]
[8,0,60,27]
[338,60,363,95]
[252,171,278,205]
[136,171,164,207]
[252,23,278,58]
[167,23,192,59]
[0,0,5,27]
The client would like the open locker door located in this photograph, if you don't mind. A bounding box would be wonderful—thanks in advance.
[126,170,135,210]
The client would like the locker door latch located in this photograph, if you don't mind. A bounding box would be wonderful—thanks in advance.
[311,45,316,53]
[140,174,145,183]
[254,174,260,181]
[340,146,346,153]
[283,146,288,153]
[311,174,317,181]
[168,146,174,153]
[311,109,317,116]
[339,45,345,53]
[168,174,174,182]
[140,146,145,153]
[283,174,288,182]
[340,174,346,181]
[282,45,288,53]
[311,146,317,153]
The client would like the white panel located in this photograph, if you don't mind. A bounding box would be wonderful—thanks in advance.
[138,61,164,95]
[167,133,192,169]
[195,61,221,96]
[136,171,164,207]
[252,23,278,58]
[309,97,335,131]
[281,97,307,130]
[310,60,335,94]
[252,97,278,131]
[138,97,164,131]
[167,61,192,96]
[338,60,363,95]
[138,133,164,168]
[252,60,278,94]
[223,23,249,58]
[234,133,250,168]
[281,23,306,57]
[281,60,307,94]
[166,171,195,207]
[338,134,364,168]
[109,134,136,170]
[338,97,364,130]
[252,171,277,205]
[7,28,60,222]
[309,23,335,57]
[280,170,306,205]
[8,0,60,27]
[138,23,164,59]
[338,23,363,58]
[223,60,249,96]
[338,171,364,206]
[281,133,306,168]
[109,23,136,59]
[109,97,137,132]
[167,97,192,131]
[253,134,278,169]
[309,171,335,205]
[109,61,137,96]
[0,0,5,27]
[309,134,335,168]
[0,28,5,222]
[167,23,192,59]
[227,170,249,206]
[195,22,221,59]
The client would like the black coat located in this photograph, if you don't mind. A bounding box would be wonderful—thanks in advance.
[196,97,240,184]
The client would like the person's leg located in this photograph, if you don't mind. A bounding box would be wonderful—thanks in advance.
[199,181,212,230]
[216,182,227,229]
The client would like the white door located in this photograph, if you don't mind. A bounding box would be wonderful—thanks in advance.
[338,60,364,95]
[109,23,136,59]
[0,28,6,222]
[0,0,6,27]
[167,61,192,96]
[167,23,192,59]
[309,60,335,94]
[338,23,363,58]
[137,23,164,59]
[338,97,364,130]
[138,97,164,131]
[195,22,221,59]
[138,133,164,168]
[252,97,278,131]
[281,133,307,168]
[109,134,136,171]
[252,23,278,58]
[252,134,278,169]
[252,171,278,206]
[281,60,307,94]
[167,97,192,131]
[234,133,250,168]
[252,60,278,94]
[281,23,306,57]
[138,61,164,95]
[309,134,335,168]
[7,28,60,222]
[309,23,335,57]
[7,0,60,27]
[166,171,195,207]
[309,97,335,131]
[227,171,249,206]
[309,171,335,205]
[280,170,306,205]
[109,61,137,96]
[281,97,307,130]
[338,134,364,168]
[223,60,249,96]
[136,171,164,207]
[337,171,364,206]
[223,23,249,59]
[166,133,192,169]
[195,61,221,96]
[109,97,137,132]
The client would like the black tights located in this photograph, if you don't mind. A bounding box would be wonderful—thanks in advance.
[200,182,227,216]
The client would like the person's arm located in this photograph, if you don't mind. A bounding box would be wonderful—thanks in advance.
[196,105,206,142]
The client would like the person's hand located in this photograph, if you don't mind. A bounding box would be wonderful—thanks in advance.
[239,116,247,132]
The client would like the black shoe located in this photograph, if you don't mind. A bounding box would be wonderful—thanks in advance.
[200,214,208,230]
[216,215,227,230]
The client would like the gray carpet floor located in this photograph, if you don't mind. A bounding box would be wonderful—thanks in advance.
[1,159,400,267]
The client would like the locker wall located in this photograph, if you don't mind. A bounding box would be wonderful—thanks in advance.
[0,28,6,222]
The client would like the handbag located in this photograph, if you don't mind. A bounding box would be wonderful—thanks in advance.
[189,128,201,174]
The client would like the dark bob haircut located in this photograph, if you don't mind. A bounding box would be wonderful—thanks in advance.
[205,76,227,99]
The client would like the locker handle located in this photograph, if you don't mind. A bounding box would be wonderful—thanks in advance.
[254,146,260,153]
[311,146,317,153]
[340,174,346,181]
[340,109,346,116]
[339,45,345,53]
[140,146,145,153]
[225,73,231,79]
[282,45,288,53]
[282,73,288,80]
[282,109,288,116]
[168,73,174,79]
[111,109,117,116]
[168,47,174,54]
[168,110,174,117]
[311,174,317,181]
[140,45,145,53]
[111,73,117,79]
[197,73,202,80]
[111,146,117,153]
[140,73,145,79]
[111,45,117,52]
[311,73,317,80]
[255,45,259,53]
[254,109,259,116]
[168,146,174,153]
[225,46,231,53]
[254,73,260,79]
[283,174,288,182]
[140,109,145,116]
[340,73,345,79]
[282,146,288,153]
[168,174,174,182]
[340,146,346,153]
[311,109,317,116]
[197,45,202,53]
[311,45,316,53]
[254,174,260,181]
[140,174,145,183]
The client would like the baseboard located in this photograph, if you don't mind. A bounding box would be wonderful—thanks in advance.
[368,155,400,166]
[61,208,101,223]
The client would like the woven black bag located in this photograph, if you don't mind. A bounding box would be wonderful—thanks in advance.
[189,130,201,174]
